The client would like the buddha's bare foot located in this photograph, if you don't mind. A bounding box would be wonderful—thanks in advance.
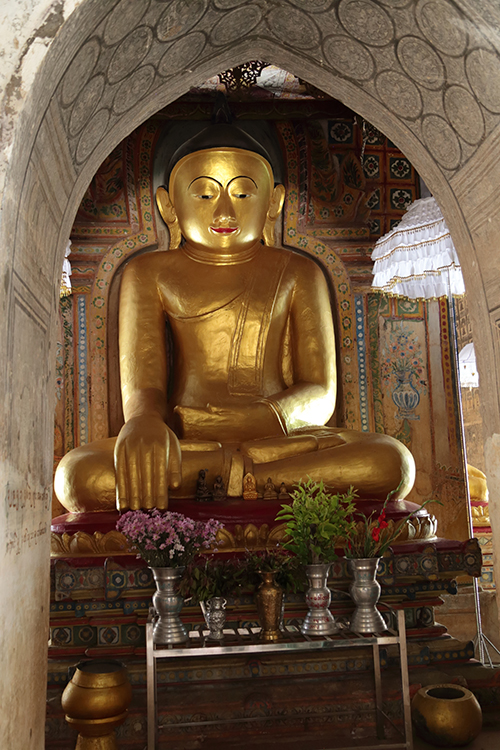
[253,432,415,500]
[241,430,346,463]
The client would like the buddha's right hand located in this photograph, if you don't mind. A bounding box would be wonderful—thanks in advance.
[114,415,182,511]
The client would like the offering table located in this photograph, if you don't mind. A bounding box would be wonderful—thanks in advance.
[146,607,413,750]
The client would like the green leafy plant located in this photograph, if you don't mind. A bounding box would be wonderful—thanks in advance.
[275,478,357,565]
[243,548,304,594]
[178,556,241,604]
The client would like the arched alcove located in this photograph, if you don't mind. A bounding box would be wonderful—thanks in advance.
[3,2,500,747]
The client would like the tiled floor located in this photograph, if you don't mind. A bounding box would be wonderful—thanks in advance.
[414,726,500,749]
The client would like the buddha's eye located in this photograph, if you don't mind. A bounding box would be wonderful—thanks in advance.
[234,193,250,199]
[196,194,214,200]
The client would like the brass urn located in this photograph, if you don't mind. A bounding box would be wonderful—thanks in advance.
[412,684,482,747]
[62,659,132,749]
[255,571,283,641]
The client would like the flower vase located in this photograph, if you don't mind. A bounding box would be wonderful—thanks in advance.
[392,370,420,419]
[301,563,338,636]
[150,566,188,645]
[255,571,283,641]
[348,558,386,634]
[202,597,227,641]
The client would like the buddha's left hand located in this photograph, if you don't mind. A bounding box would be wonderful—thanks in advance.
[174,402,285,443]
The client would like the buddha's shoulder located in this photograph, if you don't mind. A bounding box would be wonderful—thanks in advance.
[270,246,324,279]
[124,249,179,275]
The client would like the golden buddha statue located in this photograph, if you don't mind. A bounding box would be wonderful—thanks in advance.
[54,115,415,513]
[468,464,490,527]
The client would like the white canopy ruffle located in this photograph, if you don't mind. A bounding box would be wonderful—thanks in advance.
[371,197,465,299]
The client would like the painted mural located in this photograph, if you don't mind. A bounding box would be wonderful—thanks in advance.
[53,110,469,543]
[379,323,427,423]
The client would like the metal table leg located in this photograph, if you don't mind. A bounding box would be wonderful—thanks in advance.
[147,618,156,750]
[397,609,413,750]
[145,610,413,750]
[373,642,385,740]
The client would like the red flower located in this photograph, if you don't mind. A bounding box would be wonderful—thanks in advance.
[376,509,388,532]
[371,510,389,544]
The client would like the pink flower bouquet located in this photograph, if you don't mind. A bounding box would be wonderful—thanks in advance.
[116,509,223,568]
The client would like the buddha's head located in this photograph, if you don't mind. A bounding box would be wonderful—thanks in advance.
[156,119,285,254]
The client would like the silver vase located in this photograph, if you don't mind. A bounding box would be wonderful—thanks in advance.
[201,596,227,640]
[301,562,339,636]
[150,566,188,644]
[348,558,386,634]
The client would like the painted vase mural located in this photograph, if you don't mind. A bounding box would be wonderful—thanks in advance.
[392,368,421,420]
[381,328,427,422]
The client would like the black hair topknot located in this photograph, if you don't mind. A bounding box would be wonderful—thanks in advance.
[167,93,272,178]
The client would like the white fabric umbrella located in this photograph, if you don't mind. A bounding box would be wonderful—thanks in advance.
[371,197,465,299]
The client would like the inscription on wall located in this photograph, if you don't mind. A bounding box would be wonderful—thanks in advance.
[4,486,51,556]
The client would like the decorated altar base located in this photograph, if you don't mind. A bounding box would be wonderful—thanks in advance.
[47,516,488,748]
[49,498,481,656]
[49,545,482,655]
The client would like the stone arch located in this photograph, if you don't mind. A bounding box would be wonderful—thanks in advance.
[3,1,500,747]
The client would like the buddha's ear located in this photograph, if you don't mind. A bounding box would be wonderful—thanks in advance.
[263,184,285,247]
[156,186,182,249]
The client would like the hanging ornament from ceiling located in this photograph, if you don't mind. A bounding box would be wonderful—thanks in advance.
[218,61,269,92]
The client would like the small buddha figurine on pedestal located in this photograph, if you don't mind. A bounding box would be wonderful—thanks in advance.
[196,469,212,502]
[54,98,415,513]
[278,482,288,501]
[213,475,226,502]
[242,473,259,501]
[263,477,278,501]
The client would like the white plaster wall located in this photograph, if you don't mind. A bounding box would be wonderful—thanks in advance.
[0,6,89,746]
[0,0,81,196]
[0,0,57,92]
[0,6,51,747]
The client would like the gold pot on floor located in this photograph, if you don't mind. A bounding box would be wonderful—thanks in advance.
[62,659,132,749]
[412,683,482,747]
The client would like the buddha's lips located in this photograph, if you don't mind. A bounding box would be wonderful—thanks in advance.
[210,226,238,234]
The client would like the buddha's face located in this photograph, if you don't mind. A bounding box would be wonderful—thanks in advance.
[169,148,276,255]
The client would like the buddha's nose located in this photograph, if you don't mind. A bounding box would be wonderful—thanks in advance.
[213,191,236,225]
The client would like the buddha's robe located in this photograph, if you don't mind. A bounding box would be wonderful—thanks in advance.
[54,243,415,511]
